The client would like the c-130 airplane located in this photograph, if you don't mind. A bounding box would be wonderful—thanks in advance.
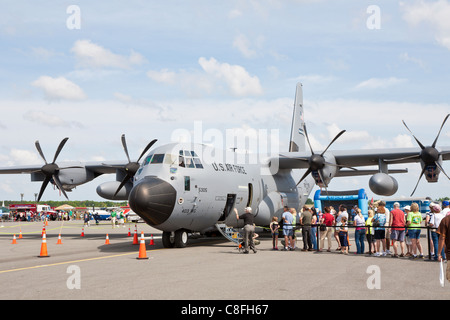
[0,83,449,248]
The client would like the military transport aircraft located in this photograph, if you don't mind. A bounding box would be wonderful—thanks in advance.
[0,83,449,248]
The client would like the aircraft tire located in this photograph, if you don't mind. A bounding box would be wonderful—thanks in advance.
[174,229,188,248]
[162,231,175,248]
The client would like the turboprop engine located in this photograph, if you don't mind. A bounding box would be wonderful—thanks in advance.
[368,173,398,196]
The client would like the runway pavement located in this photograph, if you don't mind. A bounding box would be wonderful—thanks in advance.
[0,220,449,301]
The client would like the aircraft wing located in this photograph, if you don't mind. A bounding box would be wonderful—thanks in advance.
[277,147,450,170]
[0,165,43,174]
[0,161,128,176]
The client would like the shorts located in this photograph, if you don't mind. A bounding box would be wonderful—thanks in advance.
[408,229,421,239]
[283,228,293,237]
[391,229,405,242]
[374,229,385,240]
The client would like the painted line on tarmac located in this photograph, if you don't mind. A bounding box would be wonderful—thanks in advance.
[0,248,164,274]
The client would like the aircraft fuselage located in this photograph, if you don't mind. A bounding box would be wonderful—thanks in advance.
[128,143,313,235]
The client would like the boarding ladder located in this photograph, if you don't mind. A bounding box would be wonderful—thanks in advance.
[214,223,241,244]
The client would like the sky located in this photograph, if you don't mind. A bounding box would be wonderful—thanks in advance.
[0,0,449,202]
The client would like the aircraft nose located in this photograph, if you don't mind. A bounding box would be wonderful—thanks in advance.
[129,176,177,226]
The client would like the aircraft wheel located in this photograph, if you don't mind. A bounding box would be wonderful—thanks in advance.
[162,231,175,248]
[174,229,188,248]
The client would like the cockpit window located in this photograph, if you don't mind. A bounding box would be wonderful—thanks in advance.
[179,150,203,169]
[150,154,165,164]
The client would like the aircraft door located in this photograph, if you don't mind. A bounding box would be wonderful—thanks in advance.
[218,194,236,222]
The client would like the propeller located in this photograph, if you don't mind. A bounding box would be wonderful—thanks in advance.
[107,134,157,198]
[35,137,73,202]
[296,125,353,187]
[401,114,450,196]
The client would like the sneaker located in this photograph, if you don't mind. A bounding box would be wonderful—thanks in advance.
[382,251,387,257]
[374,252,380,257]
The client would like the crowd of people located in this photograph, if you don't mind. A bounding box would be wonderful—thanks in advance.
[269,200,450,261]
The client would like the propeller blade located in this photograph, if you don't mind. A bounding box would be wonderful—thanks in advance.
[52,174,69,200]
[114,174,133,198]
[121,134,131,163]
[137,139,157,162]
[432,114,450,148]
[52,137,69,164]
[303,125,315,156]
[410,166,427,197]
[321,130,346,156]
[37,176,52,202]
[435,161,450,180]
[35,141,47,164]
[402,120,425,150]
[317,169,328,188]
[296,168,312,186]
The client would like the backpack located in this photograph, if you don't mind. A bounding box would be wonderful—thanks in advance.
[372,214,380,227]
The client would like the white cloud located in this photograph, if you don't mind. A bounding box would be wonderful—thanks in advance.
[23,110,84,128]
[327,123,371,144]
[146,69,176,84]
[198,57,263,96]
[233,33,265,58]
[31,76,87,101]
[399,52,426,70]
[354,77,407,90]
[146,57,263,97]
[293,74,336,84]
[228,9,243,19]
[401,0,450,50]
[71,39,146,69]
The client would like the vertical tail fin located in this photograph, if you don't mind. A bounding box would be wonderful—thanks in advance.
[289,83,306,152]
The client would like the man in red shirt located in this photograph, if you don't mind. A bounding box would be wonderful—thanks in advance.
[319,206,335,252]
[389,202,406,257]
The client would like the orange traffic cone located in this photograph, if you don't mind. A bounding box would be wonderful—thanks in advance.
[127,227,131,237]
[56,233,62,244]
[45,219,48,226]
[38,233,49,258]
[11,234,17,244]
[132,226,138,245]
[81,228,85,237]
[105,234,110,244]
[137,232,149,260]
[149,234,155,245]
[19,230,23,239]
[42,226,46,236]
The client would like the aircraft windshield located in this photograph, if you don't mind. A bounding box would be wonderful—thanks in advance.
[179,150,203,169]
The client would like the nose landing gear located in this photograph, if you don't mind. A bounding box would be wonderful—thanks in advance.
[162,229,189,248]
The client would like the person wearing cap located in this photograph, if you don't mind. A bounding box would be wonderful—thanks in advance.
[281,206,295,251]
[389,202,406,257]
[234,207,257,254]
[429,203,445,261]
[404,205,413,257]
[442,200,450,216]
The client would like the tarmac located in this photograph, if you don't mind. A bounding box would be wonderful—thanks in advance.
[0,219,449,301]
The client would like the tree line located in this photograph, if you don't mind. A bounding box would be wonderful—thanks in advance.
[1,200,129,208]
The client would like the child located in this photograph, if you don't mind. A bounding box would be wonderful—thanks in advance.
[365,210,375,255]
[270,216,280,250]
[338,217,349,254]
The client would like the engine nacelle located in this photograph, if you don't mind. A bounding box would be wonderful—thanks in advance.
[96,181,132,200]
[369,173,398,196]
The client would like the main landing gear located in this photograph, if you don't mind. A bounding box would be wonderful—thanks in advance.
[162,229,189,248]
